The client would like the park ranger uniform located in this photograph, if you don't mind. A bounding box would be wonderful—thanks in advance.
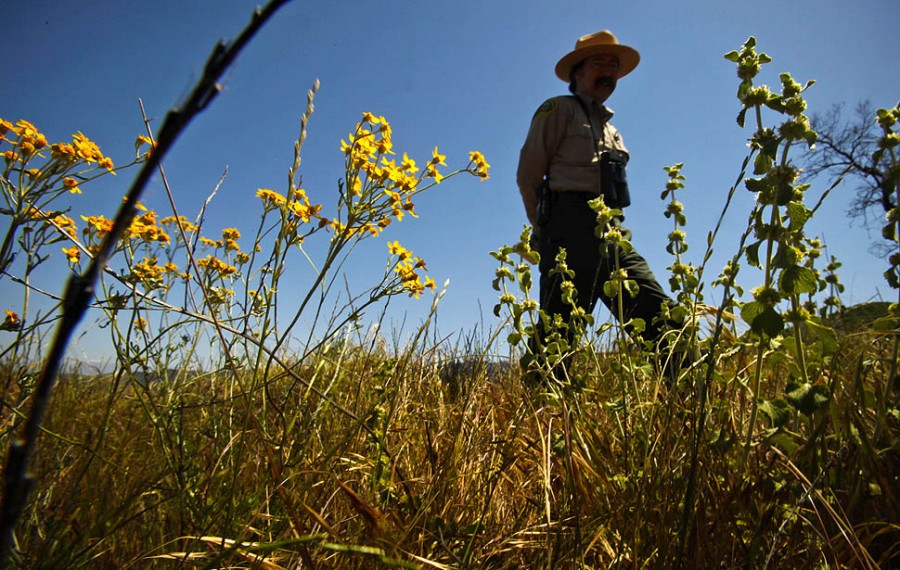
[517,92,674,354]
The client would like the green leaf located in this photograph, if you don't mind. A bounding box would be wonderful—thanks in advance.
[767,431,799,454]
[885,268,900,289]
[736,108,748,128]
[603,280,620,298]
[805,319,839,356]
[623,279,639,298]
[754,152,773,175]
[758,397,792,428]
[785,380,830,416]
[742,302,784,337]
[765,94,785,114]
[745,240,763,268]
[786,201,811,230]
[724,50,740,62]
[780,265,818,294]
[492,304,502,318]
[744,177,767,193]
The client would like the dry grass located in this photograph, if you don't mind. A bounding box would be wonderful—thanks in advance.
[2,322,897,569]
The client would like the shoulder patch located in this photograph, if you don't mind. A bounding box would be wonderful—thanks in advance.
[533,99,559,119]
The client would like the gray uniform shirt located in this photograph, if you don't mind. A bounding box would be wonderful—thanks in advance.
[516,93,629,226]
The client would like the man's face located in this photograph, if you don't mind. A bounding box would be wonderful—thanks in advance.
[574,54,620,103]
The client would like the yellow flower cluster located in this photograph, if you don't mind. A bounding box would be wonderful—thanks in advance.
[26,207,78,238]
[197,254,237,277]
[135,135,157,159]
[127,210,170,244]
[159,215,199,233]
[340,116,433,197]
[72,132,115,171]
[62,246,81,264]
[128,256,179,289]
[256,188,287,210]
[221,227,241,251]
[287,188,324,224]
[1,310,21,331]
[1,119,47,155]
[388,241,435,298]
[468,151,490,180]
[0,117,116,173]
[133,256,165,283]
[333,113,458,241]
[80,214,114,237]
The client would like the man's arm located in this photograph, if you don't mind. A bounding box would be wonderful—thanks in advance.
[517,97,568,226]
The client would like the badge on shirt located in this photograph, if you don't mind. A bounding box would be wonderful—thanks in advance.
[533,99,558,119]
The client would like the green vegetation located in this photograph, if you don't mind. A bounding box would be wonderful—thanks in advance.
[1,32,898,569]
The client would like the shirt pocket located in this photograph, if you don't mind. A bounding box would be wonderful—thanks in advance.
[559,121,597,164]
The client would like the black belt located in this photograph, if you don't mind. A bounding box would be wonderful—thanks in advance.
[554,190,601,201]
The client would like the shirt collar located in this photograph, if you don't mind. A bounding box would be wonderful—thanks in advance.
[574,92,614,121]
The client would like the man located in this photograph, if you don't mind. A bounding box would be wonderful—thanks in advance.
[517,30,676,379]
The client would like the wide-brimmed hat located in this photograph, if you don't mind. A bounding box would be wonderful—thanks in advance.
[555,30,640,82]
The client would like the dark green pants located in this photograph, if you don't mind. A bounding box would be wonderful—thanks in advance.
[537,191,674,348]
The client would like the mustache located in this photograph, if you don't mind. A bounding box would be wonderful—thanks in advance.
[595,77,616,88]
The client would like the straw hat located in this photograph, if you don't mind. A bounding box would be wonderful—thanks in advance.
[555,30,640,82]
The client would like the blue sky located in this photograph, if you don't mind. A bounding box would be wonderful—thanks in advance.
[3,0,898,364]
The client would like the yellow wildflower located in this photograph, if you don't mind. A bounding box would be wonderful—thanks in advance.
[128,211,170,244]
[3,150,19,162]
[0,118,13,140]
[50,142,77,163]
[375,133,393,155]
[98,156,115,172]
[63,177,82,194]
[14,120,48,150]
[199,236,217,247]
[2,310,22,331]
[256,188,286,210]
[135,135,157,158]
[287,199,322,223]
[222,228,240,240]
[401,153,418,174]
[426,163,444,184]
[62,246,81,264]
[331,219,347,234]
[123,197,148,211]
[159,215,198,233]
[72,132,104,163]
[134,317,148,331]
[197,255,237,276]
[402,198,418,218]
[430,147,447,166]
[81,214,114,236]
[469,151,490,180]
[132,256,165,284]
[53,213,78,238]
[388,240,411,261]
